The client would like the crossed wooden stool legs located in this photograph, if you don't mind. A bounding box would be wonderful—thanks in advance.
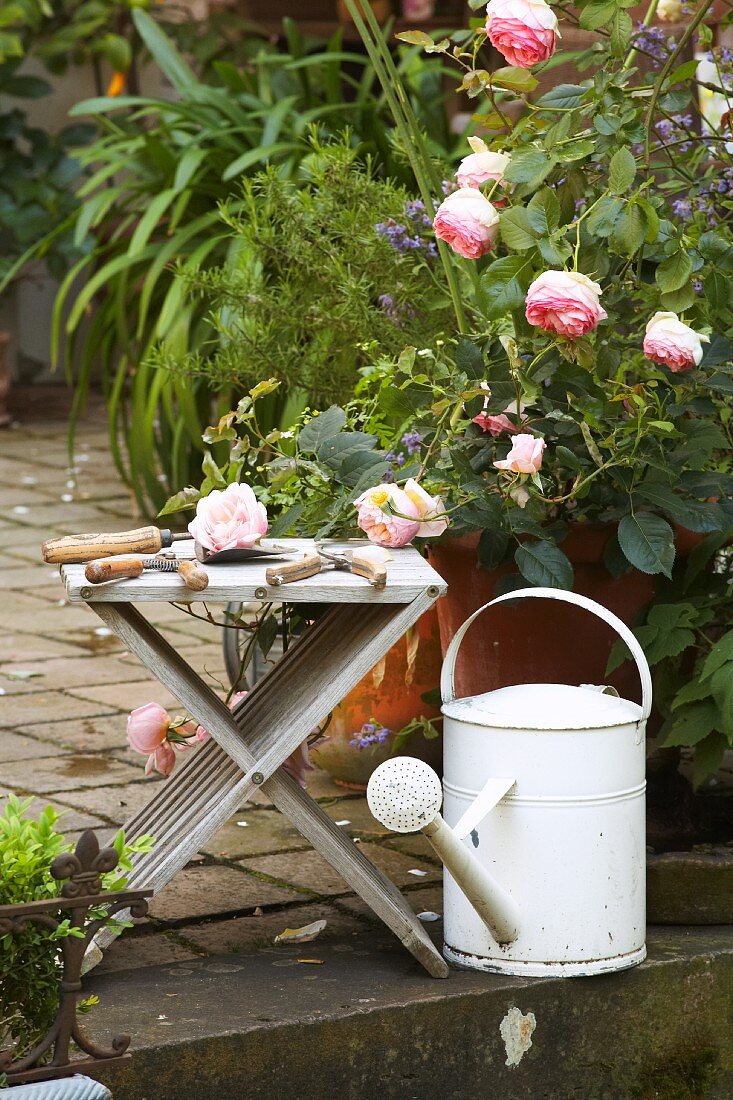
[88,598,449,978]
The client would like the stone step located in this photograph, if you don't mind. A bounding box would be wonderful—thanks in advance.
[87,924,733,1100]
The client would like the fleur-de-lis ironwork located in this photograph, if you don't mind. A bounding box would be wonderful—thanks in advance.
[0,828,152,1086]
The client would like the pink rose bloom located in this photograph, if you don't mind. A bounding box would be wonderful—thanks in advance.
[525,270,607,337]
[188,482,268,553]
[145,740,176,777]
[494,433,546,474]
[433,187,499,259]
[456,140,510,189]
[473,412,522,436]
[127,702,170,754]
[643,312,709,372]
[354,484,420,548]
[403,478,449,538]
[485,0,559,69]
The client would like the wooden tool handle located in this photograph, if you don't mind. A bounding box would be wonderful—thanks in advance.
[351,553,387,588]
[177,560,209,592]
[84,559,145,584]
[43,526,165,564]
[265,554,322,586]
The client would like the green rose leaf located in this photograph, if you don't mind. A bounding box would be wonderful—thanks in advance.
[611,204,647,255]
[580,0,621,31]
[478,527,510,569]
[479,255,533,320]
[515,540,574,589]
[158,486,201,517]
[527,187,561,236]
[491,66,538,93]
[455,338,485,378]
[536,83,589,110]
[656,251,692,293]
[298,406,347,453]
[618,513,675,577]
[608,146,636,195]
[587,195,623,237]
[504,148,554,189]
[499,207,537,251]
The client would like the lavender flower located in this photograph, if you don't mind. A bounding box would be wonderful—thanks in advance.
[632,24,674,63]
[401,429,423,456]
[349,723,391,749]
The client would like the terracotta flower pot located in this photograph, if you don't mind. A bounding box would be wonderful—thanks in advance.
[428,525,702,709]
[310,605,443,789]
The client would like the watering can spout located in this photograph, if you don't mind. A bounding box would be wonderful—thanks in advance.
[366,758,520,946]
[423,815,521,944]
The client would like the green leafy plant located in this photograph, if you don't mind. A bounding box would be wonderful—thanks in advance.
[608,536,733,784]
[151,137,453,420]
[0,795,153,1062]
[0,60,95,292]
[50,7,461,513]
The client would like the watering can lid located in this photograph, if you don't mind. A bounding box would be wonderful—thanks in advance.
[441,683,643,730]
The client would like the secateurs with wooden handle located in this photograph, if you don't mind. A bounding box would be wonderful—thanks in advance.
[84,556,209,592]
[265,547,387,589]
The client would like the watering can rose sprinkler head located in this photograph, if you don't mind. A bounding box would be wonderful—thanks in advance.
[367,758,521,946]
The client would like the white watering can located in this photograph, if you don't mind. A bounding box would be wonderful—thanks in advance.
[368,587,652,978]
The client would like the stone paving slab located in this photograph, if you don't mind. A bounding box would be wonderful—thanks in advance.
[66,679,183,714]
[0,728,66,760]
[177,901,365,957]
[239,843,441,898]
[49,778,166,824]
[0,631,95,663]
[0,790,109,832]
[23,713,132,754]
[0,751,143,792]
[147,864,304,924]
[0,689,118,727]
[94,931,204,974]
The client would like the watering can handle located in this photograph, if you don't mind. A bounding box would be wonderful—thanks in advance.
[440,586,652,721]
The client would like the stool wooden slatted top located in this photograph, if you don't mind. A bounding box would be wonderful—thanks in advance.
[60,539,449,978]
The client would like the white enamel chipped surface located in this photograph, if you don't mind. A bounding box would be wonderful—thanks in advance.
[60,539,447,605]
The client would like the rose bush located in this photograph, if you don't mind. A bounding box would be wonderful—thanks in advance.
[164,0,733,780]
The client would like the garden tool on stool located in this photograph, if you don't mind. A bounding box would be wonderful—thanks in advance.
[84,554,209,592]
[265,547,387,588]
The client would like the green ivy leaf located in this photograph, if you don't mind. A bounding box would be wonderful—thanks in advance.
[617,513,675,577]
[692,731,728,786]
[701,631,733,681]
[608,146,636,195]
[515,540,574,589]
